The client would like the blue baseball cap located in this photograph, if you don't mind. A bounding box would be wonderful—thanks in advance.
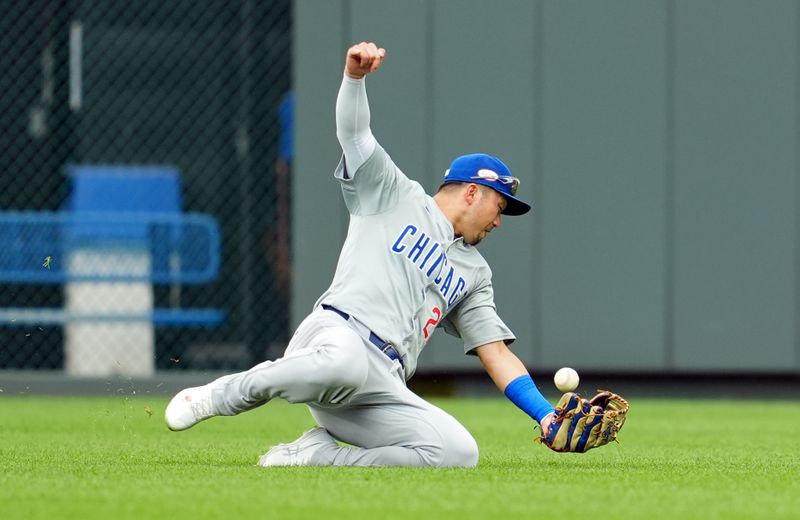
[443,153,532,216]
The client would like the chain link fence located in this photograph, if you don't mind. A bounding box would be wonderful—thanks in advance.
[0,0,293,375]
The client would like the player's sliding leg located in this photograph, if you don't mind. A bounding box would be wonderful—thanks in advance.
[258,394,479,468]
[257,427,341,467]
[258,346,479,468]
[165,309,368,431]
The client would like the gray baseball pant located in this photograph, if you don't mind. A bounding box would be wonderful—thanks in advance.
[210,307,479,468]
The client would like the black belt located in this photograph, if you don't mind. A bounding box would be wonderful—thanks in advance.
[322,304,404,369]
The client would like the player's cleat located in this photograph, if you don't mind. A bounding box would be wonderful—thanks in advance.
[164,384,217,431]
[257,427,336,467]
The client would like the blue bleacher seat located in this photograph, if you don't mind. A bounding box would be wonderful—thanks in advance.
[0,164,225,327]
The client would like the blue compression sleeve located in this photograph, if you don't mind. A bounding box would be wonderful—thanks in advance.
[503,375,555,424]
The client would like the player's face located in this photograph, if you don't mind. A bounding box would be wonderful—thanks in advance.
[464,187,505,245]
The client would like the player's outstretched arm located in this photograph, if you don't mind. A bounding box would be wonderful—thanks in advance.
[336,42,387,174]
[475,341,555,433]
[477,341,630,453]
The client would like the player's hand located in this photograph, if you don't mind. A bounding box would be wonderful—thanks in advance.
[345,41,387,79]
[539,411,554,437]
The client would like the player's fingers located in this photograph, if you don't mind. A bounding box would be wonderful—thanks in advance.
[365,41,380,58]
[370,47,387,72]
[364,42,384,70]
[348,42,371,68]
[359,42,376,68]
[360,52,371,69]
[347,42,365,60]
[347,49,364,73]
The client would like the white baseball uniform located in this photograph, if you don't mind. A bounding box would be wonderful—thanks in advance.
[211,74,515,467]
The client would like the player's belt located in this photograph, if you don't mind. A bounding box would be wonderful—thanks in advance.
[322,304,405,369]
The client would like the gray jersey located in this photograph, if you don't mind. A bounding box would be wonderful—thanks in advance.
[315,143,515,379]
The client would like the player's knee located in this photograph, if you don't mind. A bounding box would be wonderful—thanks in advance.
[416,428,479,468]
[439,431,479,468]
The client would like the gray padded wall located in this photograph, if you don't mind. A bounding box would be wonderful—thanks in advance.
[538,1,668,370]
[672,0,798,370]
[294,0,800,373]
[292,0,348,322]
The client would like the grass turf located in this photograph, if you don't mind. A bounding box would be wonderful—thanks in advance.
[1,394,797,519]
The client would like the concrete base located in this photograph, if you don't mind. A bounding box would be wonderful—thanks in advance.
[64,250,155,377]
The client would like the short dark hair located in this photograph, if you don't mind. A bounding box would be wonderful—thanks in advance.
[436,182,494,196]
[436,182,465,194]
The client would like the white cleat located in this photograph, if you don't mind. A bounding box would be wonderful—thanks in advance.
[257,427,336,467]
[164,385,216,431]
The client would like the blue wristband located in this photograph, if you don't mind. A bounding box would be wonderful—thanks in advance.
[503,374,555,424]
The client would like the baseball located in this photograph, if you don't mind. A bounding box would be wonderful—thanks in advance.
[554,367,579,392]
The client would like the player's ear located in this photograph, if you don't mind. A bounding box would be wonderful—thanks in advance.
[464,183,479,206]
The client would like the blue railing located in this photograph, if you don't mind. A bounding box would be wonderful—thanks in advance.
[0,211,220,284]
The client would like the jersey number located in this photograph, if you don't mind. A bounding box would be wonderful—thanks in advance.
[422,306,442,340]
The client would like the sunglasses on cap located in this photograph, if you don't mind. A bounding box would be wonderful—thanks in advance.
[470,168,521,196]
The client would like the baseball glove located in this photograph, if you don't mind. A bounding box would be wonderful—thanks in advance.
[538,390,629,453]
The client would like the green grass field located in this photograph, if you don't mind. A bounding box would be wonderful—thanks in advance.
[1,395,798,519]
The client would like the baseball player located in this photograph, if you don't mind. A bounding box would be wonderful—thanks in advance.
[165,42,627,466]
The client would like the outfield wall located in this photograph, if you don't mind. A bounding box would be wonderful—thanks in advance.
[293,0,800,373]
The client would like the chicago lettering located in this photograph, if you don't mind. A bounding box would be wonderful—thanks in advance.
[391,224,466,307]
